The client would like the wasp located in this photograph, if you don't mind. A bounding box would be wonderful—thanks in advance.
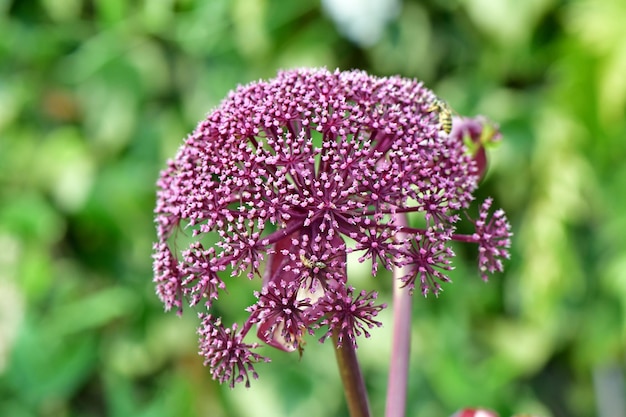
[427,98,453,134]
[295,332,307,360]
[299,253,326,270]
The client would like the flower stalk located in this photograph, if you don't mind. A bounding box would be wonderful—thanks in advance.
[385,213,413,417]
[333,331,371,417]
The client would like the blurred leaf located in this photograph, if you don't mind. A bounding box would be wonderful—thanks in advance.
[41,0,81,22]
[34,126,95,213]
[4,318,98,408]
[46,286,138,336]
[94,0,128,25]
[0,192,65,244]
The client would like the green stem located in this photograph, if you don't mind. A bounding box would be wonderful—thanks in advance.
[333,332,371,417]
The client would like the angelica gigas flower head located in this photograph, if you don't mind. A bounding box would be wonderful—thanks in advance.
[152,68,512,387]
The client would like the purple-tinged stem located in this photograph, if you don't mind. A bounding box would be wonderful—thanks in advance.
[385,213,412,417]
[333,332,371,417]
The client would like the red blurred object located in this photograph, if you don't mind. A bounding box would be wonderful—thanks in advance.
[451,408,499,417]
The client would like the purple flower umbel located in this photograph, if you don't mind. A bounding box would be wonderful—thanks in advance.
[152,68,511,387]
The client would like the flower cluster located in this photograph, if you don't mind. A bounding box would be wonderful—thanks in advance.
[152,68,511,386]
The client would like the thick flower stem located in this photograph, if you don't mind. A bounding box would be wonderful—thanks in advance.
[385,213,413,417]
[333,332,371,417]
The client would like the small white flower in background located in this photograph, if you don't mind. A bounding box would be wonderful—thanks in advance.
[321,0,401,46]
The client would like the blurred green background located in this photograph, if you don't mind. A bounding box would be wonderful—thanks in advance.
[1,0,625,416]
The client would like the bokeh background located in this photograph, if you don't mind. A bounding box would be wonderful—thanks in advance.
[1,0,625,416]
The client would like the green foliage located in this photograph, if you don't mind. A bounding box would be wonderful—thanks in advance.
[1,0,625,416]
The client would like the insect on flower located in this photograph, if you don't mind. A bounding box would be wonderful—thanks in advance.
[300,253,327,270]
[296,331,307,359]
[427,98,453,134]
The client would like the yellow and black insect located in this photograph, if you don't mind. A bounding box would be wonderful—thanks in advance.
[299,254,326,270]
[427,98,453,135]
